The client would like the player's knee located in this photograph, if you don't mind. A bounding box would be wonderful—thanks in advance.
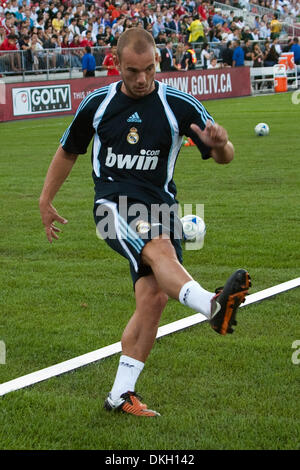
[151,290,169,314]
[145,288,168,313]
[147,294,168,325]
[138,283,168,316]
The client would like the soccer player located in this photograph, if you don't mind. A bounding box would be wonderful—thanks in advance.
[102,44,120,76]
[39,28,251,417]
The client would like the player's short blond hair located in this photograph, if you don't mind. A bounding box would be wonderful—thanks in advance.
[116,27,156,61]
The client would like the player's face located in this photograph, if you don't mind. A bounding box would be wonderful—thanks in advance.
[117,45,156,99]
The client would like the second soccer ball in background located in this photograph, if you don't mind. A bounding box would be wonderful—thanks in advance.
[255,122,270,136]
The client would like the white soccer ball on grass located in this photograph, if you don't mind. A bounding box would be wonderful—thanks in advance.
[255,122,269,136]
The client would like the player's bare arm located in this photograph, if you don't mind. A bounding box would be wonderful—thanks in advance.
[39,145,78,243]
[190,121,234,164]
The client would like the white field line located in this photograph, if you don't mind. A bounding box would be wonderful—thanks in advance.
[0,278,299,398]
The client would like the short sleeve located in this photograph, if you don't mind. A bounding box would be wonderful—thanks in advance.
[60,92,104,155]
[166,86,214,159]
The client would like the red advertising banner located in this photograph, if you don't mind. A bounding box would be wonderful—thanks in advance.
[0,67,251,122]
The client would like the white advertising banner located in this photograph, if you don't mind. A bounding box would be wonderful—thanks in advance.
[12,84,71,116]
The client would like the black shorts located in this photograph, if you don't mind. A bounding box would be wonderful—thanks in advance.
[93,195,183,287]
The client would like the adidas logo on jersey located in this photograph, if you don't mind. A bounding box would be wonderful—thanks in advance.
[127,112,142,123]
[105,147,159,171]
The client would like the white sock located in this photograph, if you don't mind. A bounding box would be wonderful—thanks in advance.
[110,355,144,401]
[179,280,214,318]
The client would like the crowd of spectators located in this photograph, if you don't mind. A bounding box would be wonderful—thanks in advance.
[0,0,299,74]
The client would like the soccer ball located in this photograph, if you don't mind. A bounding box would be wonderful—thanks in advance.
[181,214,206,250]
[255,122,269,136]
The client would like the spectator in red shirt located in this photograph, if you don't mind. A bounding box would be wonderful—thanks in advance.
[175,0,186,18]
[198,1,208,22]
[102,44,119,76]
[80,31,94,48]
[120,2,130,17]
[0,33,21,71]
[1,12,15,36]
[0,34,18,51]
[0,25,7,46]
[111,5,121,21]
[69,33,83,68]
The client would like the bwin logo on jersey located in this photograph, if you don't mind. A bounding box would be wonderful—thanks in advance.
[105,147,159,170]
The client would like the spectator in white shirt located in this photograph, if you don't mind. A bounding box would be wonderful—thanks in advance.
[111,18,124,38]
[30,6,38,23]
[251,28,259,41]
[9,0,18,14]
[236,17,245,29]
[259,21,270,40]
[208,56,222,69]
[272,37,282,55]
[68,17,80,37]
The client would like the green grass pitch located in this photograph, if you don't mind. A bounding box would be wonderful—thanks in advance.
[0,92,299,450]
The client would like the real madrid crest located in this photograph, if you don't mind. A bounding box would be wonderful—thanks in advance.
[127,127,139,145]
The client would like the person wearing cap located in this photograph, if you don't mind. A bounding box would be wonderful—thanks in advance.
[241,26,253,42]
[212,8,226,26]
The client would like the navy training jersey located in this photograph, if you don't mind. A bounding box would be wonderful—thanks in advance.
[60,80,214,206]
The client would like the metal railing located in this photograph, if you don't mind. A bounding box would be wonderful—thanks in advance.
[0,40,297,83]
[215,0,292,20]
[214,1,300,37]
[214,2,256,28]
[0,46,108,79]
[250,65,298,93]
[0,43,209,80]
